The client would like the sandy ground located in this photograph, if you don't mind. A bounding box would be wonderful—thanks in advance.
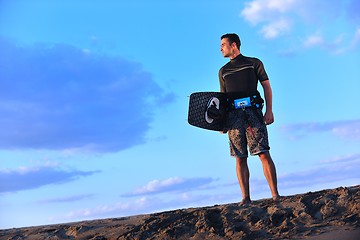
[1,185,359,240]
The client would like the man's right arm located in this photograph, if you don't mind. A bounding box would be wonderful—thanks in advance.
[218,68,227,134]
[218,68,225,93]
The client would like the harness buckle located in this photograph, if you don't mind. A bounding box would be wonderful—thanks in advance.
[240,102,246,111]
[234,97,251,110]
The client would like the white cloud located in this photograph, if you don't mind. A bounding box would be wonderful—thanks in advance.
[331,120,360,140]
[55,152,360,223]
[55,191,240,223]
[350,27,360,47]
[241,0,297,25]
[240,0,359,53]
[301,31,357,54]
[303,34,324,48]
[122,177,216,197]
[278,154,360,190]
[261,18,291,39]
[37,194,95,204]
[326,28,360,54]
[280,119,360,141]
[0,163,99,193]
[267,0,296,12]
[131,177,185,195]
[62,200,135,220]
[50,152,360,223]
[57,196,179,221]
[320,153,360,164]
[240,0,264,24]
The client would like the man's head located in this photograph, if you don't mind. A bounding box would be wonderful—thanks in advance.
[220,33,241,59]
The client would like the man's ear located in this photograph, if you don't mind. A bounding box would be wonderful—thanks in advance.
[231,42,237,49]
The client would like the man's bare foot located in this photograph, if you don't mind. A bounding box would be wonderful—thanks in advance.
[240,197,251,206]
[272,195,281,202]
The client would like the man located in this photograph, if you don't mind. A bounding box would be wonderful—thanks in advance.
[219,33,280,205]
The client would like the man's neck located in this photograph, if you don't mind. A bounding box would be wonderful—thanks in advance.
[229,51,241,60]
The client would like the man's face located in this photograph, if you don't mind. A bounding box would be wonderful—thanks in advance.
[220,38,235,57]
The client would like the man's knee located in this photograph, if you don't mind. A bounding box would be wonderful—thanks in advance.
[236,157,248,165]
[258,152,273,163]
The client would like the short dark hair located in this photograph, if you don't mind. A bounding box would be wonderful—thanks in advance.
[221,33,241,49]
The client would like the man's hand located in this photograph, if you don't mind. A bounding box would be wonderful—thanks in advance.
[264,110,274,125]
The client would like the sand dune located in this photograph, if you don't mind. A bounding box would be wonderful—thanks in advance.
[1,185,359,239]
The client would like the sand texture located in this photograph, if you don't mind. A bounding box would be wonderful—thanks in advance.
[1,185,359,240]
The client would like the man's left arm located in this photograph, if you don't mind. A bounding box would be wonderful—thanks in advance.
[260,80,274,125]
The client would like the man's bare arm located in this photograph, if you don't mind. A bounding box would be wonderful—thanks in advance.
[260,80,274,125]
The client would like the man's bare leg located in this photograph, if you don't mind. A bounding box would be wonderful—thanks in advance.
[258,152,280,200]
[236,157,251,205]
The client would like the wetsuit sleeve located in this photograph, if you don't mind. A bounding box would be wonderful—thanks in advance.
[254,58,269,82]
[218,67,226,93]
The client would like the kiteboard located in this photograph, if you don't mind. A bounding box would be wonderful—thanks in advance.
[187,92,227,131]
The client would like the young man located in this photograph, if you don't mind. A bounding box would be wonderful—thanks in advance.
[219,33,280,205]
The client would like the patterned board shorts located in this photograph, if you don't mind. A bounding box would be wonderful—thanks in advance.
[225,108,270,158]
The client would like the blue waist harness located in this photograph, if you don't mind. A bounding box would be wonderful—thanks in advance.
[232,94,263,110]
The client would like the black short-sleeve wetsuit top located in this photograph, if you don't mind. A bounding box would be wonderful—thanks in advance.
[218,54,268,100]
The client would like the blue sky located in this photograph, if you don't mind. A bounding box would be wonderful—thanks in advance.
[0,0,359,229]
